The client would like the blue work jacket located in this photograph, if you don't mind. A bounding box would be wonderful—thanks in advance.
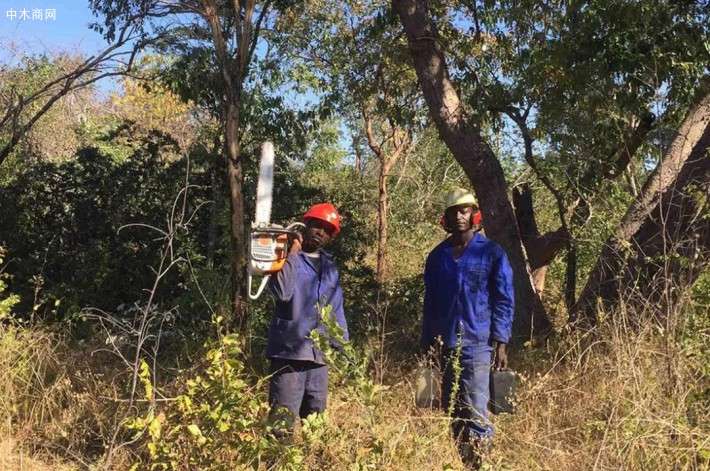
[266,250,348,364]
[422,232,514,350]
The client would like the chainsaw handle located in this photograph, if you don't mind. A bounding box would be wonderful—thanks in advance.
[247,271,271,300]
[286,222,306,232]
[251,222,305,236]
[251,228,299,236]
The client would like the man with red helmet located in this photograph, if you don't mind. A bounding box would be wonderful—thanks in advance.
[423,189,514,469]
[265,202,348,437]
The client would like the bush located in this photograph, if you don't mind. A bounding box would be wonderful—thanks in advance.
[128,319,304,470]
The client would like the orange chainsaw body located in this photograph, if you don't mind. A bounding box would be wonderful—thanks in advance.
[250,231,289,275]
[247,222,304,299]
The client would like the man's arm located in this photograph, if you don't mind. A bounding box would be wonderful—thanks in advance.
[267,233,303,301]
[421,254,435,351]
[490,250,514,370]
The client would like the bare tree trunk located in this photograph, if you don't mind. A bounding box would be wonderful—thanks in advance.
[394,0,551,341]
[623,145,709,314]
[604,113,655,179]
[207,158,219,265]
[574,84,710,324]
[225,102,247,330]
[207,136,222,265]
[202,0,268,331]
[377,169,388,284]
[625,165,639,197]
[564,243,577,311]
[354,142,364,173]
[364,110,408,286]
[513,185,565,296]
[513,185,570,273]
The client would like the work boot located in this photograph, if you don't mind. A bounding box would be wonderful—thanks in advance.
[459,442,480,470]
[459,437,491,470]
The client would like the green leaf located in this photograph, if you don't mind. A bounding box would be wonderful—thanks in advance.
[149,416,162,440]
[187,424,202,437]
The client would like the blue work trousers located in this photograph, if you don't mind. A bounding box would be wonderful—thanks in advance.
[268,358,328,435]
[441,346,493,441]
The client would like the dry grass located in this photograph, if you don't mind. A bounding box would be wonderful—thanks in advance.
[492,321,708,470]
[300,380,462,470]
[0,324,133,469]
[294,309,709,470]
[0,325,65,432]
[2,304,708,470]
[0,436,73,471]
[0,325,78,470]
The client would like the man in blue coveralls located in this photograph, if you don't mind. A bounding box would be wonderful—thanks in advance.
[422,189,514,469]
[266,202,348,436]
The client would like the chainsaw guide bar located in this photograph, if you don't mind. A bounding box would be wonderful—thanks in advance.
[247,142,305,300]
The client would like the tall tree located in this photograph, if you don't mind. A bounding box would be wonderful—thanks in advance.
[487,0,709,310]
[91,0,289,329]
[574,81,710,323]
[276,1,421,285]
[394,0,551,339]
[429,0,708,311]
[364,110,412,284]
[394,0,709,335]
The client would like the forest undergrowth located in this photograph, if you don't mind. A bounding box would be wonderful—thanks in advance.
[1,290,708,471]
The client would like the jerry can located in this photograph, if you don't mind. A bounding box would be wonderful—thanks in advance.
[414,366,441,408]
[489,370,516,415]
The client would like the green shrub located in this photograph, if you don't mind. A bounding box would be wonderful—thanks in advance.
[127,318,303,470]
[0,246,19,320]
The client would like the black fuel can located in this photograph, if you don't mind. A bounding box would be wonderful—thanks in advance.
[489,370,516,415]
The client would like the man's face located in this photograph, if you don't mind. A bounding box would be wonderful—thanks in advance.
[444,204,475,233]
[302,218,335,252]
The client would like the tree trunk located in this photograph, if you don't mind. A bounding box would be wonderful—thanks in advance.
[564,243,577,312]
[202,0,265,332]
[574,85,710,323]
[604,113,655,180]
[512,185,561,296]
[363,110,408,286]
[207,138,222,266]
[377,169,389,285]
[625,165,639,197]
[513,185,570,273]
[623,144,709,316]
[394,0,552,341]
[225,102,247,330]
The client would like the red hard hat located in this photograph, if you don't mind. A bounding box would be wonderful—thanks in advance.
[302,202,341,235]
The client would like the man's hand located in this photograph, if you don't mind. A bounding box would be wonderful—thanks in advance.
[492,341,508,371]
[288,232,303,255]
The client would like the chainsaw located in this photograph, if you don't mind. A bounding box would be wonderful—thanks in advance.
[247,141,304,300]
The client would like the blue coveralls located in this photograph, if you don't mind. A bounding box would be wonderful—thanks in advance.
[266,250,348,430]
[422,232,514,441]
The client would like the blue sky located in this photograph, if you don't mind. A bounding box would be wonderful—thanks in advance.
[1,1,119,93]
[1,0,106,56]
